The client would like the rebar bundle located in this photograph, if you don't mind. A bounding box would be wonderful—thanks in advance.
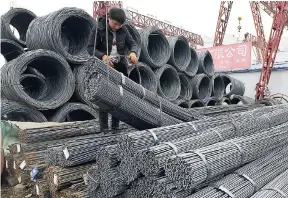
[0,39,24,62]
[139,106,288,176]
[167,36,191,71]
[197,50,214,77]
[165,121,288,190]
[1,49,75,110]
[251,169,288,198]
[1,8,36,46]
[154,64,181,100]
[138,26,170,68]
[222,74,245,97]
[211,74,225,100]
[191,74,212,100]
[26,7,94,63]
[85,72,181,130]
[188,146,288,198]
[136,62,157,93]
[81,58,198,122]
[35,179,51,198]
[87,166,100,197]
[230,94,255,104]
[185,48,199,77]
[24,150,46,166]
[204,97,218,106]
[118,155,142,184]
[1,100,47,122]
[178,73,193,100]
[50,103,99,122]
[188,100,205,108]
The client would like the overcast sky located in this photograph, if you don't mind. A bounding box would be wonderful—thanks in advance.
[1,0,288,65]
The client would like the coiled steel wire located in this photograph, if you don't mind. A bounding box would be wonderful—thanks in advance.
[135,62,157,93]
[222,74,245,97]
[174,99,189,108]
[85,72,182,130]
[123,22,141,58]
[188,146,288,198]
[1,49,75,110]
[197,50,215,77]
[1,99,47,122]
[26,7,94,64]
[188,100,205,108]
[185,47,199,77]
[50,102,99,122]
[204,97,218,106]
[231,94,255,104]
[178,73,193,100]
[167,36,191,72]
[82,58,199,122]
[1,8,36,46]
[114,58,141,84]
[154,64,181,101]
[0,39,24,62]
[211,74,225,100]
[191,74,212,100]
[218,97,231,105]
[138,26,171,68]
[165,121,288,190]
[250,169,288,198]
[138,106,288,177]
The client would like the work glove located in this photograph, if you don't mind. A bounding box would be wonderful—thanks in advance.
[102,55,114,67]
[129,52,137,65]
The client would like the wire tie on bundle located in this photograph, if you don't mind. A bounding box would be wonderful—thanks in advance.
[262,114,271,128]
[228,141,245,165]
[120,73,126,85]
[212,184,235,198]
[211,128,224,141]
[147,129,159,145]
[236,172,257,193]
[194,150,211,180]
[259,188,288,198]
[186,122,197,131]
[141,85,146,100]
[162,142,178,155]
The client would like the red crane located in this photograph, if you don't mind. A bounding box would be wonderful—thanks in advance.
[93,1,204,47]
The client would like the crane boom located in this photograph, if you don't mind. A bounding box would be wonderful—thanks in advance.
[243,33,262,63]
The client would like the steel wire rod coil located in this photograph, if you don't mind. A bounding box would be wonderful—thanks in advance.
[154,64,181,100]
[113,59,141,84]
[84,72,181,130]
[231,94,255,104]
[1,8,36,47]
[188,100,205,108]
[188,146,288,198]
[123,22,141,58]
[185,47,199,77]
[222,74,245,97]
[250,169,288,198]
[218,97,231,105]
[204,97,218,106]
[178,73,193,100]
[167,36,191,72]
[211,74,225,100]
[1,49,75,110]
[138,106,288,177]
[135,62,157,93]
[191,74,212,100]
[165,121,288,190]
[197,50,215,77]
[50,102,100,122]
[174,99,189,108]
[138,26,171,68]
[1,99,47,122]
[0,39,24,62]
[82,58,199,122]
[26,7,94,64]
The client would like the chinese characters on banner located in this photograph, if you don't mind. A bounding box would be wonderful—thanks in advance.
[197,42,252,71]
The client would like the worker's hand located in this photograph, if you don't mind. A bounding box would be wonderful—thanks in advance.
[102,55,114,67]
[129,52,137,65]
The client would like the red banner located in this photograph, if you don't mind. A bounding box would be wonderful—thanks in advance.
[197,42,252,71]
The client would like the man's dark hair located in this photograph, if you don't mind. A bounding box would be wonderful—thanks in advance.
[109,8,126,24]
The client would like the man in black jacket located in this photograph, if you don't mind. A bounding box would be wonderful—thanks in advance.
[87,8,138,67]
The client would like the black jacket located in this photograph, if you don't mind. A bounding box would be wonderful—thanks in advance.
[87,17,138,59]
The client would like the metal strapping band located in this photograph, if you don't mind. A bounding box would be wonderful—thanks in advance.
[187,122,197,131]
[259,188,288,198]
[162,142,178,154]
[120,73,126,85]
[194,150,211,180]
[141,85,146,100]
[237,173,257,192]
[147,129,159,145]
[114,85,124,109]
[229,141,244,164]
[213,185,235,198]
[211,128,224,141]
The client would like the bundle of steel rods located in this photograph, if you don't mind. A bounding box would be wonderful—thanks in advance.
[164,121,288,190]
[250,169,288,198]
[188,146,288,198]
[35,179,51,198]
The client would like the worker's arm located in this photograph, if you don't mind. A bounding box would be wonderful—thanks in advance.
[125,29,138,56]
[87,25,105,59]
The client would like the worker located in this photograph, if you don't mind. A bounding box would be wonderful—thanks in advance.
[87,7,138,67]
